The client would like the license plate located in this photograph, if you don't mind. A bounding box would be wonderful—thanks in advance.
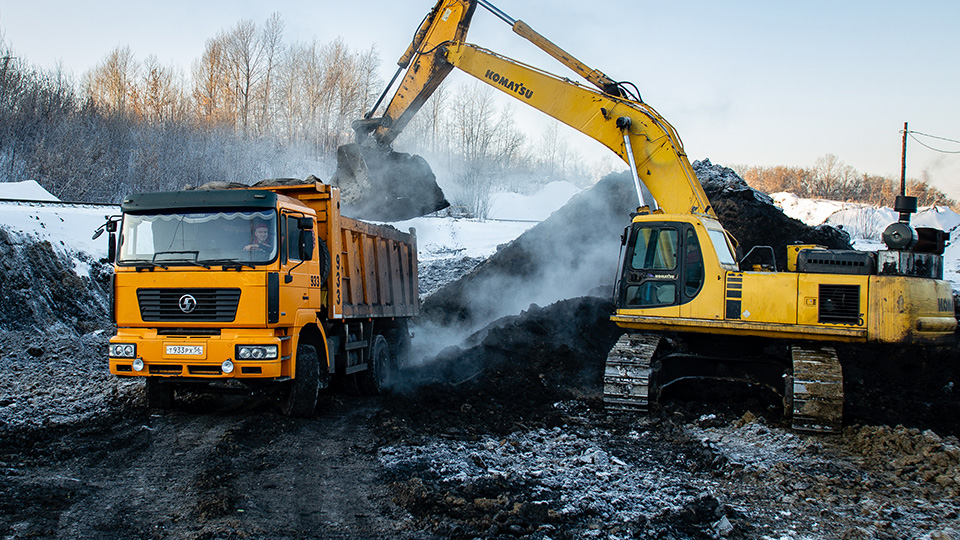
[166,345,203,356]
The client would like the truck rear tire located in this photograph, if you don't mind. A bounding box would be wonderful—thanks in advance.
[282,343,320,418]
[359,334,394,396]
[145,379,174,409]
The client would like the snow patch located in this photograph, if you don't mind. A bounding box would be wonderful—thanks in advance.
[0,180,60,202]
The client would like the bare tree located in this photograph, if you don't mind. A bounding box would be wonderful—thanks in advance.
[223,20,264,136]
[192,35,233,128]
[83,46,137,115]
[137,56,184,123]
[255,13,285,137]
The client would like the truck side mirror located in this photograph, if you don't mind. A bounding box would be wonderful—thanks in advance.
[298,217,314,230]
[93,215,121,263]
[300,230,315,260]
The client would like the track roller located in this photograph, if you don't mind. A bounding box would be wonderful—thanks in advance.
[603,333,662,412]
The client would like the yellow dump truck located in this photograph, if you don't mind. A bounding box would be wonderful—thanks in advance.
[104,181,418,416]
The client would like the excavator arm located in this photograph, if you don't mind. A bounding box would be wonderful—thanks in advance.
[357,0,715,218]
[443,42,714,218]
[353,0,477,147]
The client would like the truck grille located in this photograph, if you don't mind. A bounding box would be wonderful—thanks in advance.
[137,288,241,322]
[818,284,860,325]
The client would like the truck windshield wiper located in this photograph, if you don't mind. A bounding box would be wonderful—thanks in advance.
[129,260,168,270]
[201,258,257,270]
[152,251,209,268]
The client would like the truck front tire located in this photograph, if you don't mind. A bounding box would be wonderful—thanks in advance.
[282,344,320,417]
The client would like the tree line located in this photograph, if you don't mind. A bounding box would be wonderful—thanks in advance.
[0,14,589,211]
[733,154,956,209]
[0,14,951,214]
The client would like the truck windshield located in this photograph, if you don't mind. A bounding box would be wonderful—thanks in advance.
[118,210,278,266]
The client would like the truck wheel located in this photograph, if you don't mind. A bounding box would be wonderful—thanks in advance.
[386,328,411,369]
[281,344,320,418]
[145,379,174,409]
[359,334,394,396]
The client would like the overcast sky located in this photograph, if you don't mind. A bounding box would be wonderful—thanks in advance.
[1,0,958,197]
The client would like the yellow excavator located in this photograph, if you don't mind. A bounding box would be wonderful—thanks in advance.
[351,0,957,432]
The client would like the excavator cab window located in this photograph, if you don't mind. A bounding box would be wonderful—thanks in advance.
[620,224,705,308]
[630,227,678,271]
[623,226,678,307]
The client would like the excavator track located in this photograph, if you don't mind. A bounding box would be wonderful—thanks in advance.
[603,333,662,412]
[788,345,843,433]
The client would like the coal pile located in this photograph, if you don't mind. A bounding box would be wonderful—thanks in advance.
[388,297,623,436]
[332,144,449,221]
[421,160,851,332]
[0,229,111,335]
[695,159,851,269]
[420,172,637,330]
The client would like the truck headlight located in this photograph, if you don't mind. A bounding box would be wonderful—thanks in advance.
[235,345,278,360]
[132,358,145,372]
[221,360,235,374]
[110,343,137,358]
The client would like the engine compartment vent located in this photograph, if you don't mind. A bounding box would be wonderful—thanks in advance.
[798,250,876,276]
[818,284,861,325]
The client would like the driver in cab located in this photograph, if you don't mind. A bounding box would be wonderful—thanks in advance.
[243,222,273,252]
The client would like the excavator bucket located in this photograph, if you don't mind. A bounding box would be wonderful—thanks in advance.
[331,143,449,222]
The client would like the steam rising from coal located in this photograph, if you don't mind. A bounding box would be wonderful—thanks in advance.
[397,160,852,390]
[420,170,636,331]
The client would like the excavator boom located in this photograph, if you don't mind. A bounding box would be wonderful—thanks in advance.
[360,0,714,218]
[443,43,714,217]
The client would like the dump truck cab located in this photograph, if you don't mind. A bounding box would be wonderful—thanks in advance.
[108,182,418,415]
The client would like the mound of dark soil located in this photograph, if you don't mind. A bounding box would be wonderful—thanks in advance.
[385,297,623,437]
[422,160,851,332]
[0,229,111,334]
[695,159,851,269]
[841,339,960,436]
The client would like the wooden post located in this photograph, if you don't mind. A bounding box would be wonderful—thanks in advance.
[900,121,908,197]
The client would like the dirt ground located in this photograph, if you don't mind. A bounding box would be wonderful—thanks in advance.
[2,310,960,540]
[0,388,426,539]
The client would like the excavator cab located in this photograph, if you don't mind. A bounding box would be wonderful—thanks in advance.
[620,223,708,308]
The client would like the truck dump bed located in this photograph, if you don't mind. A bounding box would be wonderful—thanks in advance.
[260,182,419,320]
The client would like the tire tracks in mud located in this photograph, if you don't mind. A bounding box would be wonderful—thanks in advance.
[0,395,424,539]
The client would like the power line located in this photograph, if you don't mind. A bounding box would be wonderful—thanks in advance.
[910,130,960,145]
[908,133,960,154]
[901,128,960,154]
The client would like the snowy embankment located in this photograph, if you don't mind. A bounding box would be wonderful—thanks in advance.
[772,192,960,290]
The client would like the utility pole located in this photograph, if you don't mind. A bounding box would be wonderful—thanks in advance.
[895,121,917,224]
[900,121,908,197]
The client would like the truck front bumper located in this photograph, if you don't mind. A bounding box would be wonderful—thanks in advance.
[109,328,288,379]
